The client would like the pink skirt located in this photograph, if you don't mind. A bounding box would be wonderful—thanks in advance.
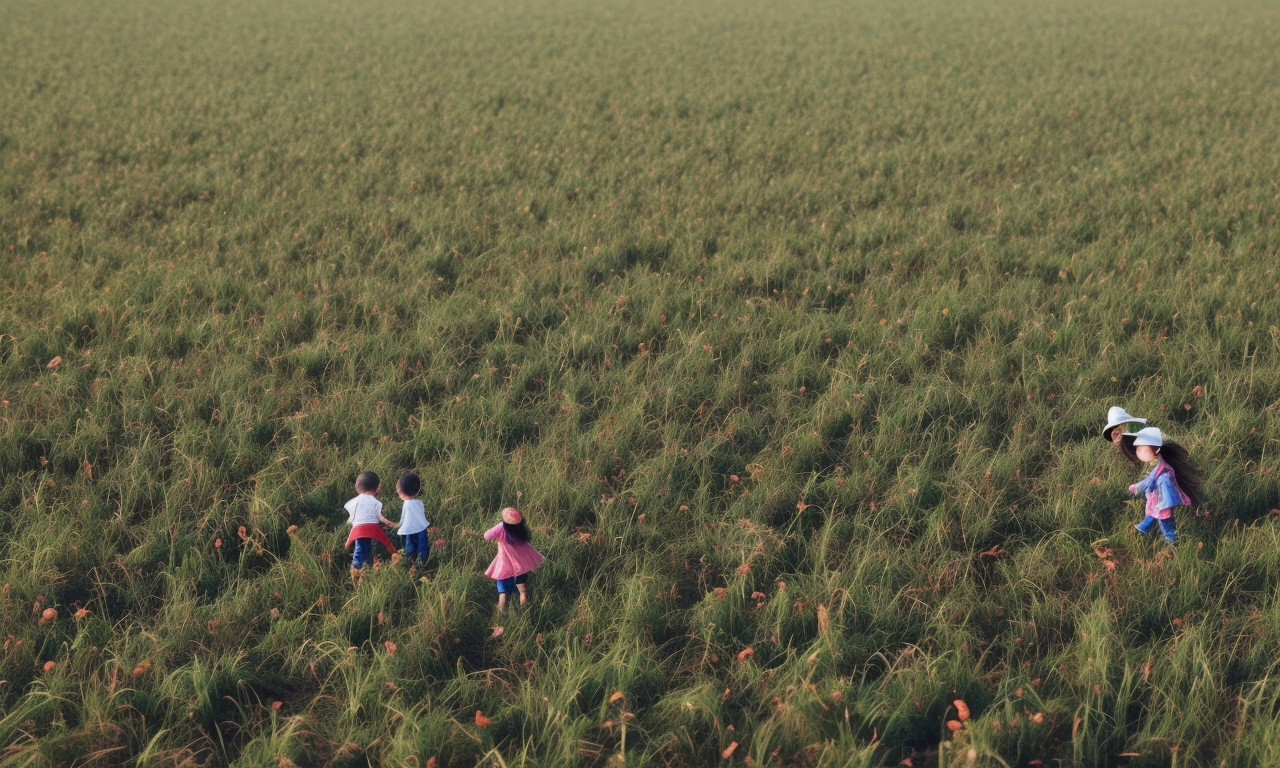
[485,534,544,580]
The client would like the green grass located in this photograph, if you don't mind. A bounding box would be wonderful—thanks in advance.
[3,0,1280,764]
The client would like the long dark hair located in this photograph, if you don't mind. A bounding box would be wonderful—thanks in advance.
[1117,433,1141,467]
[503,520,532,542]
[1159,440,1204,507]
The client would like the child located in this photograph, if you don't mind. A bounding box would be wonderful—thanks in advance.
[1128,427,1204,546]
[1101,406,1147,467]
[344,471,396,579]
[393,471,430,570]
[484,507,544,611]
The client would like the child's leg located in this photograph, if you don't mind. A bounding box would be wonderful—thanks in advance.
[403,533,418,564]
[1158,517,1177,545]
[419,531,431,563]
[515,573,529,606]
[496,577,514,611]
[353,538,371,569]
[1133,516,1158,535]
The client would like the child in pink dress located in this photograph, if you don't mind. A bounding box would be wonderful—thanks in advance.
[484,507,544,611]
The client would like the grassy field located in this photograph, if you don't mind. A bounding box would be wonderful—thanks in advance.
[3,0,1280,765]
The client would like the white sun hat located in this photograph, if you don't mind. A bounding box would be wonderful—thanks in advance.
[1131,427,1163,447]
[1101,406,1147,440]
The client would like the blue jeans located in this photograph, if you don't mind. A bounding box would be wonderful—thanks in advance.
[1135,515,1177,543]
[403,531,429,563]
[352,538,374,569]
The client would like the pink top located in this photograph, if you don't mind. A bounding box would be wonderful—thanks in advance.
[483,523,544,580]
[1129,460,1191,520]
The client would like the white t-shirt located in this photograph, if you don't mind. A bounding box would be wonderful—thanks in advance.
[397,499,429,536]
[345,494,383,526]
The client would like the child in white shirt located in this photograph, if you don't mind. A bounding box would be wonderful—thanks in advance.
[344,471,396,579]
[391,472,430,569]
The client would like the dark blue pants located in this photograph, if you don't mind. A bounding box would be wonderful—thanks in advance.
[1135,515,1177,543]
[352,538,374,569]
[403,531,430,563]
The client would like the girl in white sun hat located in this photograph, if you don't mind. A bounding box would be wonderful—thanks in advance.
[1128,427,1204,546]
[1101,406,1147,467]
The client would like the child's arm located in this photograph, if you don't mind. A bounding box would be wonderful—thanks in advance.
[380,513,397,527]
[1128,470,1158,496]
[483,523,504,541]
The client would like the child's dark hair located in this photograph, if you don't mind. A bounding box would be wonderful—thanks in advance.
[356,471,380,493]
[1159,440,1204,507]
[503,520,532,542]
[398,472,421,497]
[1117,434,1141,467]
